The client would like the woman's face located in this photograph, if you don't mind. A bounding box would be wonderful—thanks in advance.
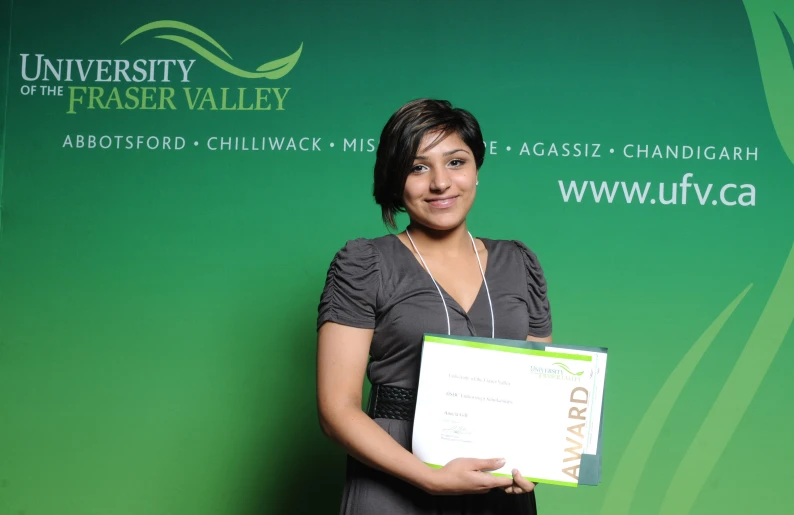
[402,131,478,232]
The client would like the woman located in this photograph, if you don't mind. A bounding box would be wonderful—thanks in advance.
[316,99,553,514]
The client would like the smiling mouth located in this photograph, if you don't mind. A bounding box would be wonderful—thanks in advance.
[426,196,459,208]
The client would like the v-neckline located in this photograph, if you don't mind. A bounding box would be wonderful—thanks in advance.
[391,233,490,315]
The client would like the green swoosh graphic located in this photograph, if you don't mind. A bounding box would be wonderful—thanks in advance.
[155,35,302,79]
[741,0,794,163]
[120,20,303,80]
[660,244,794,514]
[121,20,232,59]
[657,3,794,511]
[552,362,583,376]
[598,284,752,515]
[256,44,304,74]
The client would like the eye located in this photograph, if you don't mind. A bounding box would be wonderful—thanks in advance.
[410,164,428,173]
[449,158,466,167]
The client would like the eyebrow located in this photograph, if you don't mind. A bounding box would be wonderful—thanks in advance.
[414,148,471,160]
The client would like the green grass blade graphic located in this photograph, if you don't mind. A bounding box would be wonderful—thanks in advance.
[552,362,583,376]
[120,21,302,80]
[742,0,794,165]
[660,244,794,514]
[255,42,303,79]
[655,4,794,512]
[598,284,752,515]
[154,35,299,79]
[121,20,233,59]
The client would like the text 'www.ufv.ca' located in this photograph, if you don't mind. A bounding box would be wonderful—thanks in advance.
[559,173,756,206]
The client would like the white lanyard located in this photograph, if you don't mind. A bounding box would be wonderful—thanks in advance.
[405,229,495,338]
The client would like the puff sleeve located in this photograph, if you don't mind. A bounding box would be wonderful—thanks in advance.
[512,241,553,338]
[317,239,381,331]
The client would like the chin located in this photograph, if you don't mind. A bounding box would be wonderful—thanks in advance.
[416,215,467,232]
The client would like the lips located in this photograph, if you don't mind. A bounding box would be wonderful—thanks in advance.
[426,196,459,209]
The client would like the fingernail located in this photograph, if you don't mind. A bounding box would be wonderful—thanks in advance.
[497,458,505,466]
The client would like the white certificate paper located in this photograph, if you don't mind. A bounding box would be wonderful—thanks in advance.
[412,335,600,487]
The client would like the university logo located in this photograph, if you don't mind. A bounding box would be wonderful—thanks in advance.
[19,20,303,114]
[529,363,584,382]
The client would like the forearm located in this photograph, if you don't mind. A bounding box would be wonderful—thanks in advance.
[321,405,436,492]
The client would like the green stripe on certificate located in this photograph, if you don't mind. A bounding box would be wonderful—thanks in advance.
[424,463,579,488]
[425,335,592,362]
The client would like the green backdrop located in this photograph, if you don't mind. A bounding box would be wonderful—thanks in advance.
[1,0,793,513]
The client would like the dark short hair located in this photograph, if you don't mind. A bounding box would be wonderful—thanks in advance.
[373,99,485,229]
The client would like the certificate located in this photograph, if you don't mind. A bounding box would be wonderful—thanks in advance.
[411,335,607,487]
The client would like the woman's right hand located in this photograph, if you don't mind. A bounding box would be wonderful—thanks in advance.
[318,323,514,496]
[423,458,514,495]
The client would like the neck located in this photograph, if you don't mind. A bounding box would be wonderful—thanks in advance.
[405,222,472,256]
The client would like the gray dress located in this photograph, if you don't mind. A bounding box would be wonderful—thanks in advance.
[317,234,553,515]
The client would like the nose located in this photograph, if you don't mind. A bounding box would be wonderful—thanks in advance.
[429,167,451,192]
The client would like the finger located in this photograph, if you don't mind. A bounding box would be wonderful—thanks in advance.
[469,477,508,495]
[503,478,523,495]
[505,484,525,495]
[472,458,506,472]
[481,473,513,489]
[511,469,536,493]
[477,471,512,491]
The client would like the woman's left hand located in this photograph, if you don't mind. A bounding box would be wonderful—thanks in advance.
[503,469,536,495]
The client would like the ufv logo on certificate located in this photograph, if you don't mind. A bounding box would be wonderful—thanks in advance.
[412,335,608,487]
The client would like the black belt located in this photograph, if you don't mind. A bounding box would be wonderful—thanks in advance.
[367,384,417,421]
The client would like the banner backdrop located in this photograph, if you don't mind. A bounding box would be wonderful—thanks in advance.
[1,0,793,514]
